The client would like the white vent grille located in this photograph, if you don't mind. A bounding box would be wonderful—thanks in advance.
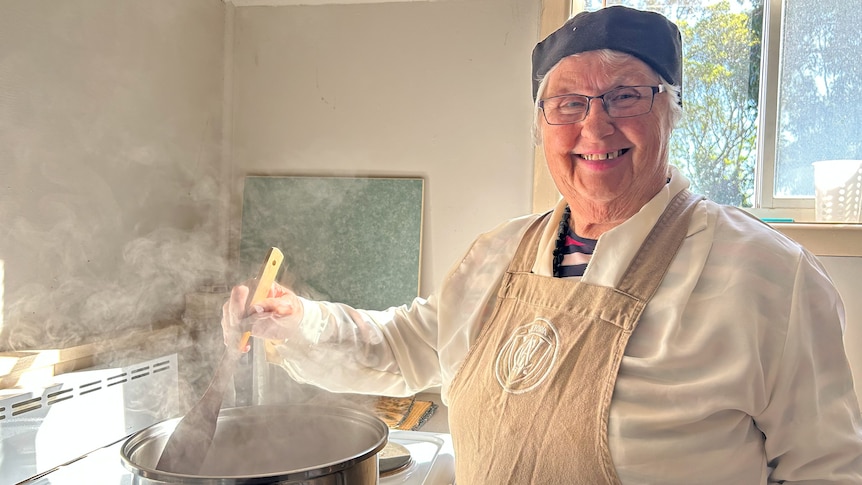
[0,355,179,484]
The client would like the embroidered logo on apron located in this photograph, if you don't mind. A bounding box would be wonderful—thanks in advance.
[494,318,559,394]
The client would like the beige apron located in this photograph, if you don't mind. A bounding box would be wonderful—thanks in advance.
[447,190,702,485]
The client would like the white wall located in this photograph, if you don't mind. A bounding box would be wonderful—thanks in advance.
[0,0,540,351]
[228,0,539,295]
[818,257,862,401]
[0,0,227,350]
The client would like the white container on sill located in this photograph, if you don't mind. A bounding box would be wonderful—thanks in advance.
[813,159,862,222]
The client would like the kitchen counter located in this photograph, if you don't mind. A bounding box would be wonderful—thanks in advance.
[3,355,457,485]
[415,391,449,433]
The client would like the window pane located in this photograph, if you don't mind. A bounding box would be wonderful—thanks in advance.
[579,0,762,207]
[774,0,862,197]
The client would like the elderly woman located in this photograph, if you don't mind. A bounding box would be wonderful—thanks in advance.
[224,6,862,484]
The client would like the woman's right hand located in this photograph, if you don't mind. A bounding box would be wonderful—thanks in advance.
[221,282,304,352]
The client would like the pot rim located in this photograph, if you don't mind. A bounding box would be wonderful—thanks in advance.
[120,403,389,484]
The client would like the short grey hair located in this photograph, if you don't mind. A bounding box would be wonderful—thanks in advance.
[532,49,683,146]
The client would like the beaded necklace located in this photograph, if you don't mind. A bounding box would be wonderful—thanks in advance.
[552,205,599,278]
[552,205,572,277]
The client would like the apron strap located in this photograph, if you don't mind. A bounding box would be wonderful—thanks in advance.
[616,189,704,302]
[504,190,703,303]
[507,210,554,274]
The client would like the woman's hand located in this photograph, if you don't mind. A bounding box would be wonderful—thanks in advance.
[221,284,249,351]
[221,282,304,352]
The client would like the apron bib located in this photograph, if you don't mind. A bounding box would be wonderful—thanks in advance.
[447,190,702,484]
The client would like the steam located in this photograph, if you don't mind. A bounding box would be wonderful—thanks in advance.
[0,157,229,354]
[0,5,400,478]
[0,0,233,360]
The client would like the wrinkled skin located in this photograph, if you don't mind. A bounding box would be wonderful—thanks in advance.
[541,52,673,238]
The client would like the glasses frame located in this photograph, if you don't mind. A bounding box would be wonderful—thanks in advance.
[538,85,665,125]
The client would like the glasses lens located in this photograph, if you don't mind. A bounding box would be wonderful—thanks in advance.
[605,86,655,118]
[542,95,589,124]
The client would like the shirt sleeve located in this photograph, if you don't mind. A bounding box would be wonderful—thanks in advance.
[264,215,537,400]
[266,295,444,398]
[756,250,862,482]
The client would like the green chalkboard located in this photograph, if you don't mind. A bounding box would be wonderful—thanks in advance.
[239,176,424,311]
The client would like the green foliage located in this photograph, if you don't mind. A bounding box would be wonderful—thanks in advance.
[670,0,761,207]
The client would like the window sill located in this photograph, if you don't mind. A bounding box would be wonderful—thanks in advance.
[768,223,862,257]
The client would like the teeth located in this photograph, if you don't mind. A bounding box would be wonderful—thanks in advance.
[580,150,624,161]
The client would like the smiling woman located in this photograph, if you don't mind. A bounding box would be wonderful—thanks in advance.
[537,52,675,238]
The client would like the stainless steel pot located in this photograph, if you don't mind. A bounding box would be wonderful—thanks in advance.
[121,404,389,484]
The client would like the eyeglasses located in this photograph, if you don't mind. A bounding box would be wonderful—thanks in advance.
[538,85,665,125]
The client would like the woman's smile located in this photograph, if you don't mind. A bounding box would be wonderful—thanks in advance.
[573,149,629,173]
[577,148,629,161]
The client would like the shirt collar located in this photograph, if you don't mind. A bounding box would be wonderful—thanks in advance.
[532,166,692,284]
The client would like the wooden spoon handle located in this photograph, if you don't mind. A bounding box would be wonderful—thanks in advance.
[238,247,284,350]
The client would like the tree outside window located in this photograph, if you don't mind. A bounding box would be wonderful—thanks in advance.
[775,0,862,197]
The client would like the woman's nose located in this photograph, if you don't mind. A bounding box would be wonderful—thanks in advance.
[582,98,613,126]
[580,98,615,138]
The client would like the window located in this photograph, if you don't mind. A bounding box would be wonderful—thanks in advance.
[768,0,862,200]
[547,0,862,222]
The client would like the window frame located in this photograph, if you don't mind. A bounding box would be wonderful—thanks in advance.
[753,0,815,220]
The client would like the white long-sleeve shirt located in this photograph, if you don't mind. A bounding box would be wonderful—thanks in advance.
[269,167,862,483]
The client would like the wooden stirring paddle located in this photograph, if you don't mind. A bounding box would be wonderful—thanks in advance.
[156,247,284,474]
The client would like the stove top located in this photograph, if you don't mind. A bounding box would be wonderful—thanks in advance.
[2,354,455,485]
[0,355,180,485]
[18,429,454,485]
[380,430,454,485]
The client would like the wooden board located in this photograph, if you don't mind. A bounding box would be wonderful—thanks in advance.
[239,176,424,311]
[0,323,183,389]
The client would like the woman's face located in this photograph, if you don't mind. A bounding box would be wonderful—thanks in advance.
[540,51,672,218]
